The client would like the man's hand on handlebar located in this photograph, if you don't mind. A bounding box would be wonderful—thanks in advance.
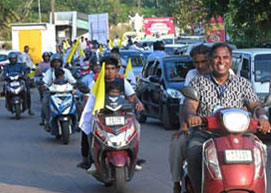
[258,118,271,134]
[186,116,202,127]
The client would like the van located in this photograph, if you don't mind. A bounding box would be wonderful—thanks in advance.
[232,48,271,101]
[232,48,271,143]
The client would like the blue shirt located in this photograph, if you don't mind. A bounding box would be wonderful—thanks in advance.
[2,63,27,77]
[81,72,95,89]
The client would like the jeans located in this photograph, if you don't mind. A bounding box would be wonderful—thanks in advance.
[169,133,188,182]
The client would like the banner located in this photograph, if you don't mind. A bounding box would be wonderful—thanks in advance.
[88,13,109,45]
[144,17,175,36]
[206,16,226,43]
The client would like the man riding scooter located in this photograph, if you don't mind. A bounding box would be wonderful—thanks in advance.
[79,55,144,174]
[183,43,271,193]
[1,52,34,115]
[42,54,77,132]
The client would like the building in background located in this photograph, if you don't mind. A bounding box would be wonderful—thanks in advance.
[50,11,89,42]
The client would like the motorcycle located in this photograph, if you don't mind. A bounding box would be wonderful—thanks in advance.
[90,95,140,193]
[4,72,27,119]
[48,79,77,144]
[180,86,270,193]
[34,69,47,101]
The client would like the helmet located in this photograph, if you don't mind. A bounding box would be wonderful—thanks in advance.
[42,52,50,58]
[84,49,92,55]
[50,54,63,67]
[8,52,18,60]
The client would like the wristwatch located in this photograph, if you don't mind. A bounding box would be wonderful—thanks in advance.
[259,115,269,120]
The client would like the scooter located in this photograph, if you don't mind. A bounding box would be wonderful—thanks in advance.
[180,87,269,193]
[4,72,27,119]
[48,79,77,144]
[90,95,140,193]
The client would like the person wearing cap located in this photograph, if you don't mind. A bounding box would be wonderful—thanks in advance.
[1,52,34,115]
[42,54,76,131]
[36,52,51,76]
[147,41,167,61]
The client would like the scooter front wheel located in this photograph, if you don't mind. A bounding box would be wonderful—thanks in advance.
[61,121,70,145]
[114,167,126,193]
[14,103,21,120]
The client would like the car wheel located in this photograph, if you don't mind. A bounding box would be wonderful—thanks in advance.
[162,104,174,130]
[135,109,147,123]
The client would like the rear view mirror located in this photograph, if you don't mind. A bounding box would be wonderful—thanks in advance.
[180,86,200,101]
[262,95,271,107]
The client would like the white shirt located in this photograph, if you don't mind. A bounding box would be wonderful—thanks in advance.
[22,52,34,68]
[42,68,76,86]
[79,78,135,134]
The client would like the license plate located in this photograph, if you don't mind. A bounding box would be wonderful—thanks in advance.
[10,81,20,87]
[105,116,125,126]
[225,150,253,163]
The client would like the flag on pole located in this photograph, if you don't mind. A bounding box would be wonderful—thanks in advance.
[66,38,80,64]
[99,44,103,53]
[92,62,105,115]
[109,39,114,49]
[124,58,133,78]
[118,35,125,48]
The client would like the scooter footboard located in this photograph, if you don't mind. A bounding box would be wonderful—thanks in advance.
[106,151,130,167]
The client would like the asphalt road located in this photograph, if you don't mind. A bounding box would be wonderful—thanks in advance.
[0,88,174,193]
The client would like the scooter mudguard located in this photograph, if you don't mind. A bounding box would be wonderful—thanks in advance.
[106,151,129,167]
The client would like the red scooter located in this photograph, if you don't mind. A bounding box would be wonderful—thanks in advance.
[90,95,140,193]
[181,87,269,193]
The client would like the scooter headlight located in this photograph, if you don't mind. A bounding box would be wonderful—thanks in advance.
[107,123,136,148]
[204,139,222,180]
[221,109,250,133]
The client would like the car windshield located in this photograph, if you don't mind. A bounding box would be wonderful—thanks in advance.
[120,52,145,67]
[0,54,8,62]
[164,59,194,82]
[254,54,271,82]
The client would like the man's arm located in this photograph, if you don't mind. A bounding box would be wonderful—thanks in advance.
[183,98,201,127]
[126,94,144,111]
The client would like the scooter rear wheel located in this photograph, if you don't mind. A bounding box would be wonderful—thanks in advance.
[114,167,126,193]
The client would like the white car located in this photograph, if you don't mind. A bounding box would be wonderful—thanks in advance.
[0,50,23,73]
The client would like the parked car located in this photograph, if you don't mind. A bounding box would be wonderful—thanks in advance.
[104,49,146,78]
[0,50,23,73]
[164,44,187,55]
[232,48,271,143]
[136,55,194,129]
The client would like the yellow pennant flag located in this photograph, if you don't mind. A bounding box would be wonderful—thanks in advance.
[124,58,133,78]
[118,35,124,47]
[66,38,80,64]
[109,39,114,49]
[79,48,84,58]
[92,62,105,115]
[99,44,103,53]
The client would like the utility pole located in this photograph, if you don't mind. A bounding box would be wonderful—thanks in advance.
[38,0,42,23]
[51,0,55,24]
[137,0,141,13]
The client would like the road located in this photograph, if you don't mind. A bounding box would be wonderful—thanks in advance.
[0,88,174,193]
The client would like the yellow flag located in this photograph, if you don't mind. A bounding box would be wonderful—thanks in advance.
[99,44,103,53]
[66,38,80,63]
[109,39,114,49]
[79,48,84,58]
[118,35,124,47]
[124,58,133,78]
[92,62,105,115]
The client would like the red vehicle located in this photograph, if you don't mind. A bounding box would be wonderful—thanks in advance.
[181,87,269,193]
[90,95,140,193]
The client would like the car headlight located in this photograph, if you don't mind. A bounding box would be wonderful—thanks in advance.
[222,109,250,133]
[166,88,183,99]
